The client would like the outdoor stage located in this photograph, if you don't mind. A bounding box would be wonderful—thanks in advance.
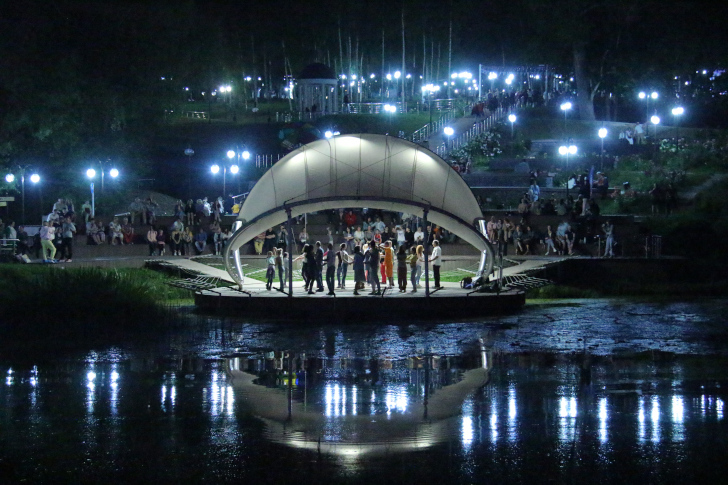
[194,281,525,319]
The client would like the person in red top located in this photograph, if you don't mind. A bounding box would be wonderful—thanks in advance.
[344,210,357,229]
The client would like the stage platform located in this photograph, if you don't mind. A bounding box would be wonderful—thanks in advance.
[195,280,525,319]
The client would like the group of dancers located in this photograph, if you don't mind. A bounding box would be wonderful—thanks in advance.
[266,239,442,296]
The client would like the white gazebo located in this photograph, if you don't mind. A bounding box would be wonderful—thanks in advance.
[296,63,338,114]
[223,134,494,293]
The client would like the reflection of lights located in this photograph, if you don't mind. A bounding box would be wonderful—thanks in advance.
[672,396,684,422]
[111,371,119,382]
[651,396,660,443]
[87,371,96,381]
[718,398,724,419]
[461,416,474,449]
[638,397,646,442]
[352,386,358,416]
[598,397,608,443]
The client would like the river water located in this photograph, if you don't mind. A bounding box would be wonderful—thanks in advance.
[1,299,727,483]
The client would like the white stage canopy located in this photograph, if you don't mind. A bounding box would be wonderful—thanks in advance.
[224,134,493,287]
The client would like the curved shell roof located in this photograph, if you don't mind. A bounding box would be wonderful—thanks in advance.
[237,134,482,228]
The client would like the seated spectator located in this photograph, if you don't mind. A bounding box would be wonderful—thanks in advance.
[513,225,525,255]
[53,198,68,216]
[194,227,208,254]
[122,218,135,244]
[145,197,159,225]
[156,228,166,256]
[87,218,102,245]
[146,225,158,256]
[96,220,107,244]
[254,231,266,255]
[182,227,194,255]
[109,217,124,245]
[555,199,568,216]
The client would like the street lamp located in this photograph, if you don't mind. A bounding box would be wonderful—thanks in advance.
[638,91,658,122]
[671,106,684,147]
[508,114,517,138]
[598,128,608,170]
[184,147,195,199]
[650,115,660,142]
[488,72,497,92]
[325,130,333,139]
[444,126,454,150]
[560,101,572,134]
[558,145,578,198]
[86,168,97,217]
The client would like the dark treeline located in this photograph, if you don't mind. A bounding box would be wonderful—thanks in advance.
[1,0,727,176]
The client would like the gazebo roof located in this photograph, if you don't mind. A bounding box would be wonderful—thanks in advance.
[298,63,336,80]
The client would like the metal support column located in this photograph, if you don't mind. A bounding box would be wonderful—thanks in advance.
[423,208,430,297]
[286,207,294,297]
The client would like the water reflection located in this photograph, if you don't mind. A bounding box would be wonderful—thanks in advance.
[1,317,728,482]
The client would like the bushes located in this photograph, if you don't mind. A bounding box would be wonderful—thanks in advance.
[0,267,189,339]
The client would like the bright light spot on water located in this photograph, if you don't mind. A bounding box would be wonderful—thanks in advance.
[569,397,577,418]
[598,397,608,443]
[508,387,517,419]
[87,371,96,381]
[226,386,233,416]
[461,416,474,449]
[111,382,118,391]
[30,377,37,387]
[559,397,569,418]
[672,396,684,423]
[651,396,660,443]
[171,386,176,406]
[86,382,95,391]
[638,398,646,442]
[717,398,724,419]
[161,386,166,404]
[352,386,358,416]
[7,368,13,375]
[111,371,119,382]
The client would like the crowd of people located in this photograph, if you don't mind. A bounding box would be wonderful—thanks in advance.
[283,238,443,297]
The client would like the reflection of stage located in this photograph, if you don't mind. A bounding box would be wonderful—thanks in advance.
[226,356,490,458]
[197,283,524,319]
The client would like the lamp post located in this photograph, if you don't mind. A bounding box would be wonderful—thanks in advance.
[4,166,39,224]
[488,72,497,93]
[444,126,454,151]
[638,91,658,123]
[184,147,194,199]
[508,114,517,138]
[598,128,608,170]
[560,101,572,135]
[559,145,578,198]
[650,115,660,142]
[86,168,96,218]
[671,107,684,148]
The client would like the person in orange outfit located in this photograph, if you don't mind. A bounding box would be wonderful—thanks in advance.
[383,240,394,288]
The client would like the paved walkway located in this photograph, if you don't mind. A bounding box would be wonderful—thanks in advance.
[427,115,483,153]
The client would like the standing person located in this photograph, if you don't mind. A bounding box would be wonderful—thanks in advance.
[368,241,381,295]
[185,199,196,226]
[314,241,325,292]
[276,225,288,253]
[602,220,615,258]
[61,216,76,262]
[415,244,425,288]
[396,244,408,292]
[352,245,365,295]
[304,244,317,294]
[431,240,442,289]
[298,227,308,252]
[275,249,286,291]
[408,246,419,292]
[325,242,336,295]
[265,251,275,290]
[383,240,394,288]
[146,226,158,256]
[395,225,406,247]
[337,243,350,289]
[40,221,57,263]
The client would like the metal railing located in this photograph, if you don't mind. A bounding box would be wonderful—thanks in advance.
[410,110,457,144]
[255,154,282,168]
[433,107,510,158]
